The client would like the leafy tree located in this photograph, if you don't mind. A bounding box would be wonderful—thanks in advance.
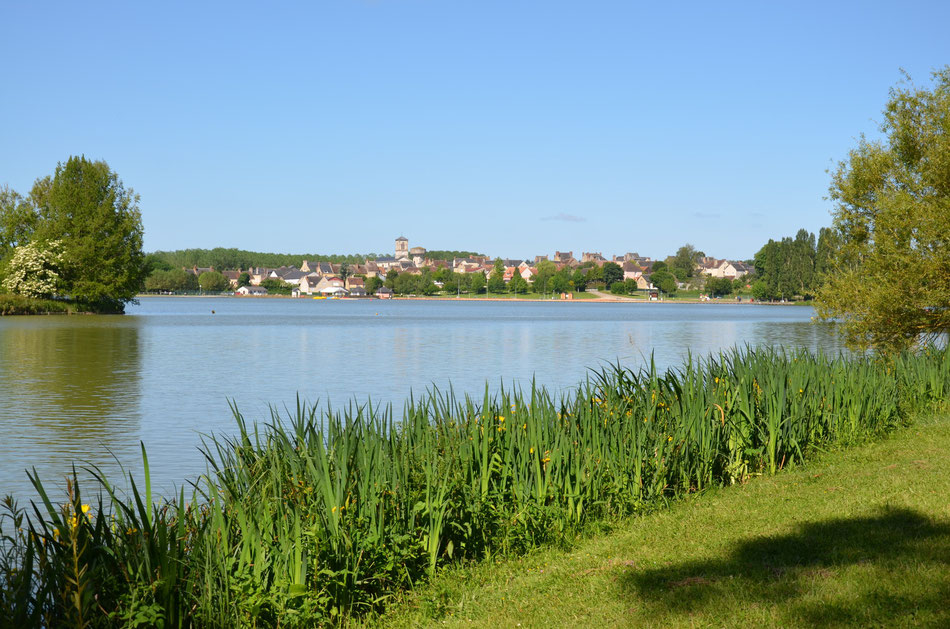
[423,250,484,261]
[816,68,950,350]
[365,276,383,295]
[705,276,734,297]
[671,244,701,280]
[469,272,486,294]
[142,253,173,276]
[508,271,528,294]
[532,260,556,294]
[549,268,572,294]
[623,277,640,294]
[433,267,454,285]
[609,281,627,295]
[815,227,839,278]
[339,262,351,284]
[385,269,398,289]
[260,277,292,295]
[144,268,198,292]
[237,272,251,287]
[650,269,677,294]
[2,240,64,298]
[572,268,588,292]
[651,260,668,272]
[583,263,603,286]
[394,272,417,295]
[488,260,506,294]
[198,270,231,292]
[0,185,39,264]
[31,156,144,311]
[602,262,623,286]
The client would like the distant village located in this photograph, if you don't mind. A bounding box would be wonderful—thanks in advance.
[183,237,753,298]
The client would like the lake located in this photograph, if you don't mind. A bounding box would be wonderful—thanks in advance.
[0,297,840,502]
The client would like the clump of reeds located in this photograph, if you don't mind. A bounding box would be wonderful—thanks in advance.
[2,346,948,626]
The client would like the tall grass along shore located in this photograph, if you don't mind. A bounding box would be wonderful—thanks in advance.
[2,346,949,627]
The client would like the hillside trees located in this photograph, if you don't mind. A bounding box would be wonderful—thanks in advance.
[143,268,198,292]
[816,68,950,350]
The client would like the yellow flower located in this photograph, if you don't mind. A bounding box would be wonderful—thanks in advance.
[522,423,527,430]
[668,436,673,442]
[81,504,91,514]
[498,416,505,422]
[799,389,804,394]
[332,506,338,513]
[530,447,535,454]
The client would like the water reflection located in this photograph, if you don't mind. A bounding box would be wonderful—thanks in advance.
[1,299,844,502]
[0,318,142,499]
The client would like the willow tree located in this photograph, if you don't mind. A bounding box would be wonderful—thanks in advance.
[816,68,950,350]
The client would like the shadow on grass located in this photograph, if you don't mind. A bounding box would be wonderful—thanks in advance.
[620,507,950,627]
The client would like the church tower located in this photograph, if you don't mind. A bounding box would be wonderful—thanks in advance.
[395,236,409,261]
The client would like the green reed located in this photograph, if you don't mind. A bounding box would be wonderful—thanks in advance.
[2,346,948,627]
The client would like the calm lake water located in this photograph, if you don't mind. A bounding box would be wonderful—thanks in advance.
[0,297,841,502]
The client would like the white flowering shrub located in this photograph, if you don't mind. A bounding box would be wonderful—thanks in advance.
[2,240,65,299]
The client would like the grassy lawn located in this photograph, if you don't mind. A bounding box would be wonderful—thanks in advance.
[378,414,950,628]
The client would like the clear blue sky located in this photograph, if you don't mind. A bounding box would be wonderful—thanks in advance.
[2,1,948,261]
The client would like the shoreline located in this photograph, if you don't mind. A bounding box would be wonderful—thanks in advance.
[135,293,806,306]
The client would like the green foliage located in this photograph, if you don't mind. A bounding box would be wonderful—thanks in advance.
[469,272,486,295]
[487,263,506,294]
[364,276,383,295]
[609,281,627,295]
[650,269,677,294]
[549,268,573,294]
[237,272,251,287]
[705,276,734,297]
[816,68,950,350]
[143,269,198,293]
[0,294,76,315]
[753,228,820,301]
[0,184,39,264]
[198,270,231,292]
[602,262,623,286]
[141,253,172,276]
[151,248,371,270]
[423,250,484,261]
[532,260,556,294]
[260,278,292,295]
[2,347,947,625]
[670,244,702,280]
[508,272,528,294]
[31,157,145,312]
[572,269,588,291]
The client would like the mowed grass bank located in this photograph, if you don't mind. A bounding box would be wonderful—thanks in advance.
[380,414,950,628]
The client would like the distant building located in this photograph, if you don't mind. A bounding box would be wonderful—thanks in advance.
[395,236,409,261]
[237,285,268,296]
